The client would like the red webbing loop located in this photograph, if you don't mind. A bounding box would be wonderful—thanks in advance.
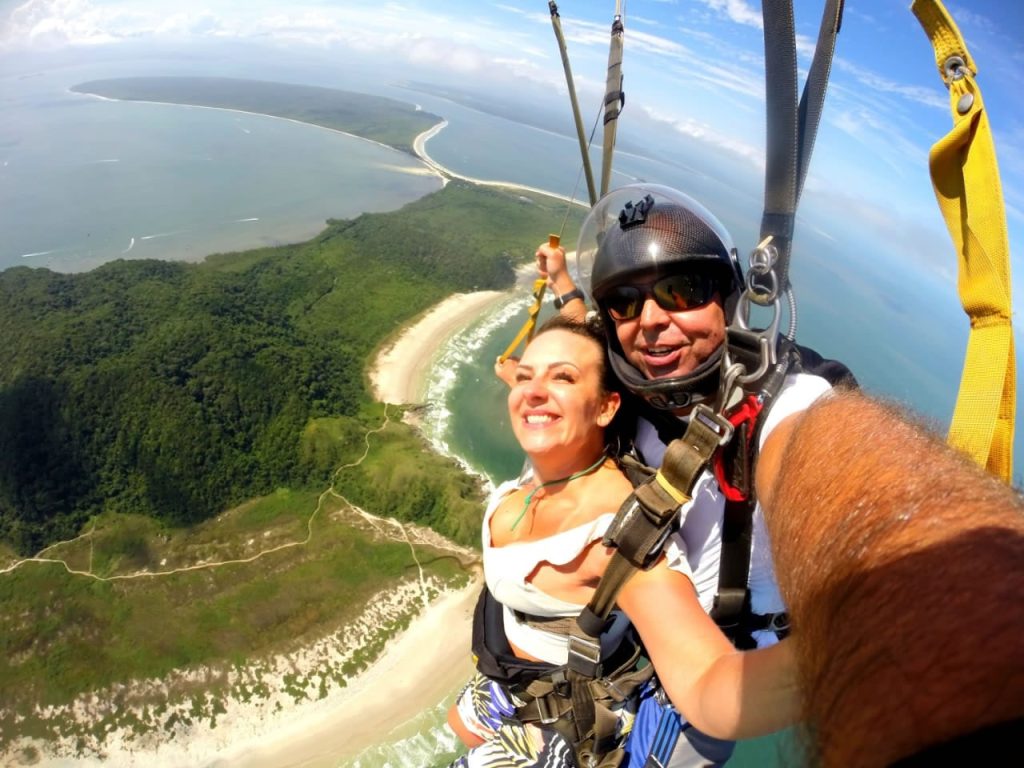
[713,394,764,502]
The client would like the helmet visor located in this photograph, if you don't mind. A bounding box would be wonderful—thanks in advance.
[576,183,738,303]
[600,272,721,321]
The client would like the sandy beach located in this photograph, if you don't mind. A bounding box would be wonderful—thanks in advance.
[371,291,506,405]
[229,578,482,767]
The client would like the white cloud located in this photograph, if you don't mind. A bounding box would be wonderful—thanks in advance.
[689,58,763,100]
[834,56,948,112]
[641,103,763,167]
[697,0,762,30]
[5,0,119,46]
[627,14,662,28]
[827,105,928,181]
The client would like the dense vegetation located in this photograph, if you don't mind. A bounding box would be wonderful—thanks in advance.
[0,181,580,554]
[71,77,442,153]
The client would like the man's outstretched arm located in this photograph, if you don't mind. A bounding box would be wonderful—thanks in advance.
[760,389,1024,767]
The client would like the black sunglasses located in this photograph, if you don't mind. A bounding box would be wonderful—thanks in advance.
[600,273,720,321]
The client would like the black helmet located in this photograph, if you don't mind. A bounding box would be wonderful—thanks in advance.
[576,184,743,410]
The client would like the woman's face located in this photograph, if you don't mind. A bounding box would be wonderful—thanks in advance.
[508,329,620,460]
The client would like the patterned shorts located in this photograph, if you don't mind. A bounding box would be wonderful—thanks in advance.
[448,671,638,768]
[448,671,576,768]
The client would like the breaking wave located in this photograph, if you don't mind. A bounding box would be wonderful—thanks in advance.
[343,701,463,767]
[417,292,526,490]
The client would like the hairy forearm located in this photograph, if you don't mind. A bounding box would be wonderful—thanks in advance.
[765,389,1024,766]
[558,299,588,323]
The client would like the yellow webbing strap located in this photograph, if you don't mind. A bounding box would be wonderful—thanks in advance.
[912,0,1015,482]
[498,235,560,364]
[498,278,547,364]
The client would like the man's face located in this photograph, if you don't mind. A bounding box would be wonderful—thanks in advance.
[606,271,727,380]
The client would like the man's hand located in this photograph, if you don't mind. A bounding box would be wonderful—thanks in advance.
[536,241,587,321]
[536,241,571,293]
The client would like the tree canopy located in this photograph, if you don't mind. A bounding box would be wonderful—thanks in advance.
[0,182,581,553]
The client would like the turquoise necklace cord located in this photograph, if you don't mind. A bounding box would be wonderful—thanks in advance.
[509,453,608,531]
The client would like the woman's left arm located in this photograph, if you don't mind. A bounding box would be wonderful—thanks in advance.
[616,561,800,739]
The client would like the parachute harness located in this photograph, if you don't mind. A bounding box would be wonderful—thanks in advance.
[486,1,849,762]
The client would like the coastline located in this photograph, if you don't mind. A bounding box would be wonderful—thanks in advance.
[226,576,481,768]
[371,290,507,405]
[412,119,581,206]
[74,87,579,210]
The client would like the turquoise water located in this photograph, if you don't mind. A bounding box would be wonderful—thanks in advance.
[338,688,802,767]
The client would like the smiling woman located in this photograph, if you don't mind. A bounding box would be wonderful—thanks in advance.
[445,315,800,768]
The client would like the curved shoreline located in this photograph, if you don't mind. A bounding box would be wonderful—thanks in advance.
[370,290,507,405]
[74,86,582,209]
[72,89,417,158]
[411,119,582,206]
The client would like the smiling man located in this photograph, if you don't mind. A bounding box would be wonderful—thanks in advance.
[537,183,841,767]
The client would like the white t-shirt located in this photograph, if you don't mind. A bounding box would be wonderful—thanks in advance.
[635,372,832,647]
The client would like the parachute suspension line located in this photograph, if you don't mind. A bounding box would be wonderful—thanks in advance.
[556,92,607,242]
[502,3,628,369]
[912,0,1015,482]
[599,1,625,197]
[725,0,843,394]
[500,4,615,369]
[549,1,597,207]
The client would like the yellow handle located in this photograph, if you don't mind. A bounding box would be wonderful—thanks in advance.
[497,234,561,364]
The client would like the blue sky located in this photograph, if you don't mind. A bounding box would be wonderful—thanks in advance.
[1,0,1021,310]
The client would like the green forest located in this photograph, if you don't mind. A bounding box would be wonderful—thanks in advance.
[0,181,580,555]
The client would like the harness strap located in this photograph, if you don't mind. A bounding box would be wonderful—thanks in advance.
[912,0,1015,482]
[514,611,579,637]
[498,277,547,365]
[711,496,756,648]
[563,411,729,743]
[513,632,655,758]
[712,394,764,502]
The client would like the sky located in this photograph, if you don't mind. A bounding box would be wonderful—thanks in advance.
[1,0,1021,309]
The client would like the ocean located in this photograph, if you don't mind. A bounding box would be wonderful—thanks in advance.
[0,65,441,272]
[2,54,1015,767]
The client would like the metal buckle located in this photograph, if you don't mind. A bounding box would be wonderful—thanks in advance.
[567,634,602,677]
[768,612,790,633]
[691,403,735,447]
[535,694,559,725]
